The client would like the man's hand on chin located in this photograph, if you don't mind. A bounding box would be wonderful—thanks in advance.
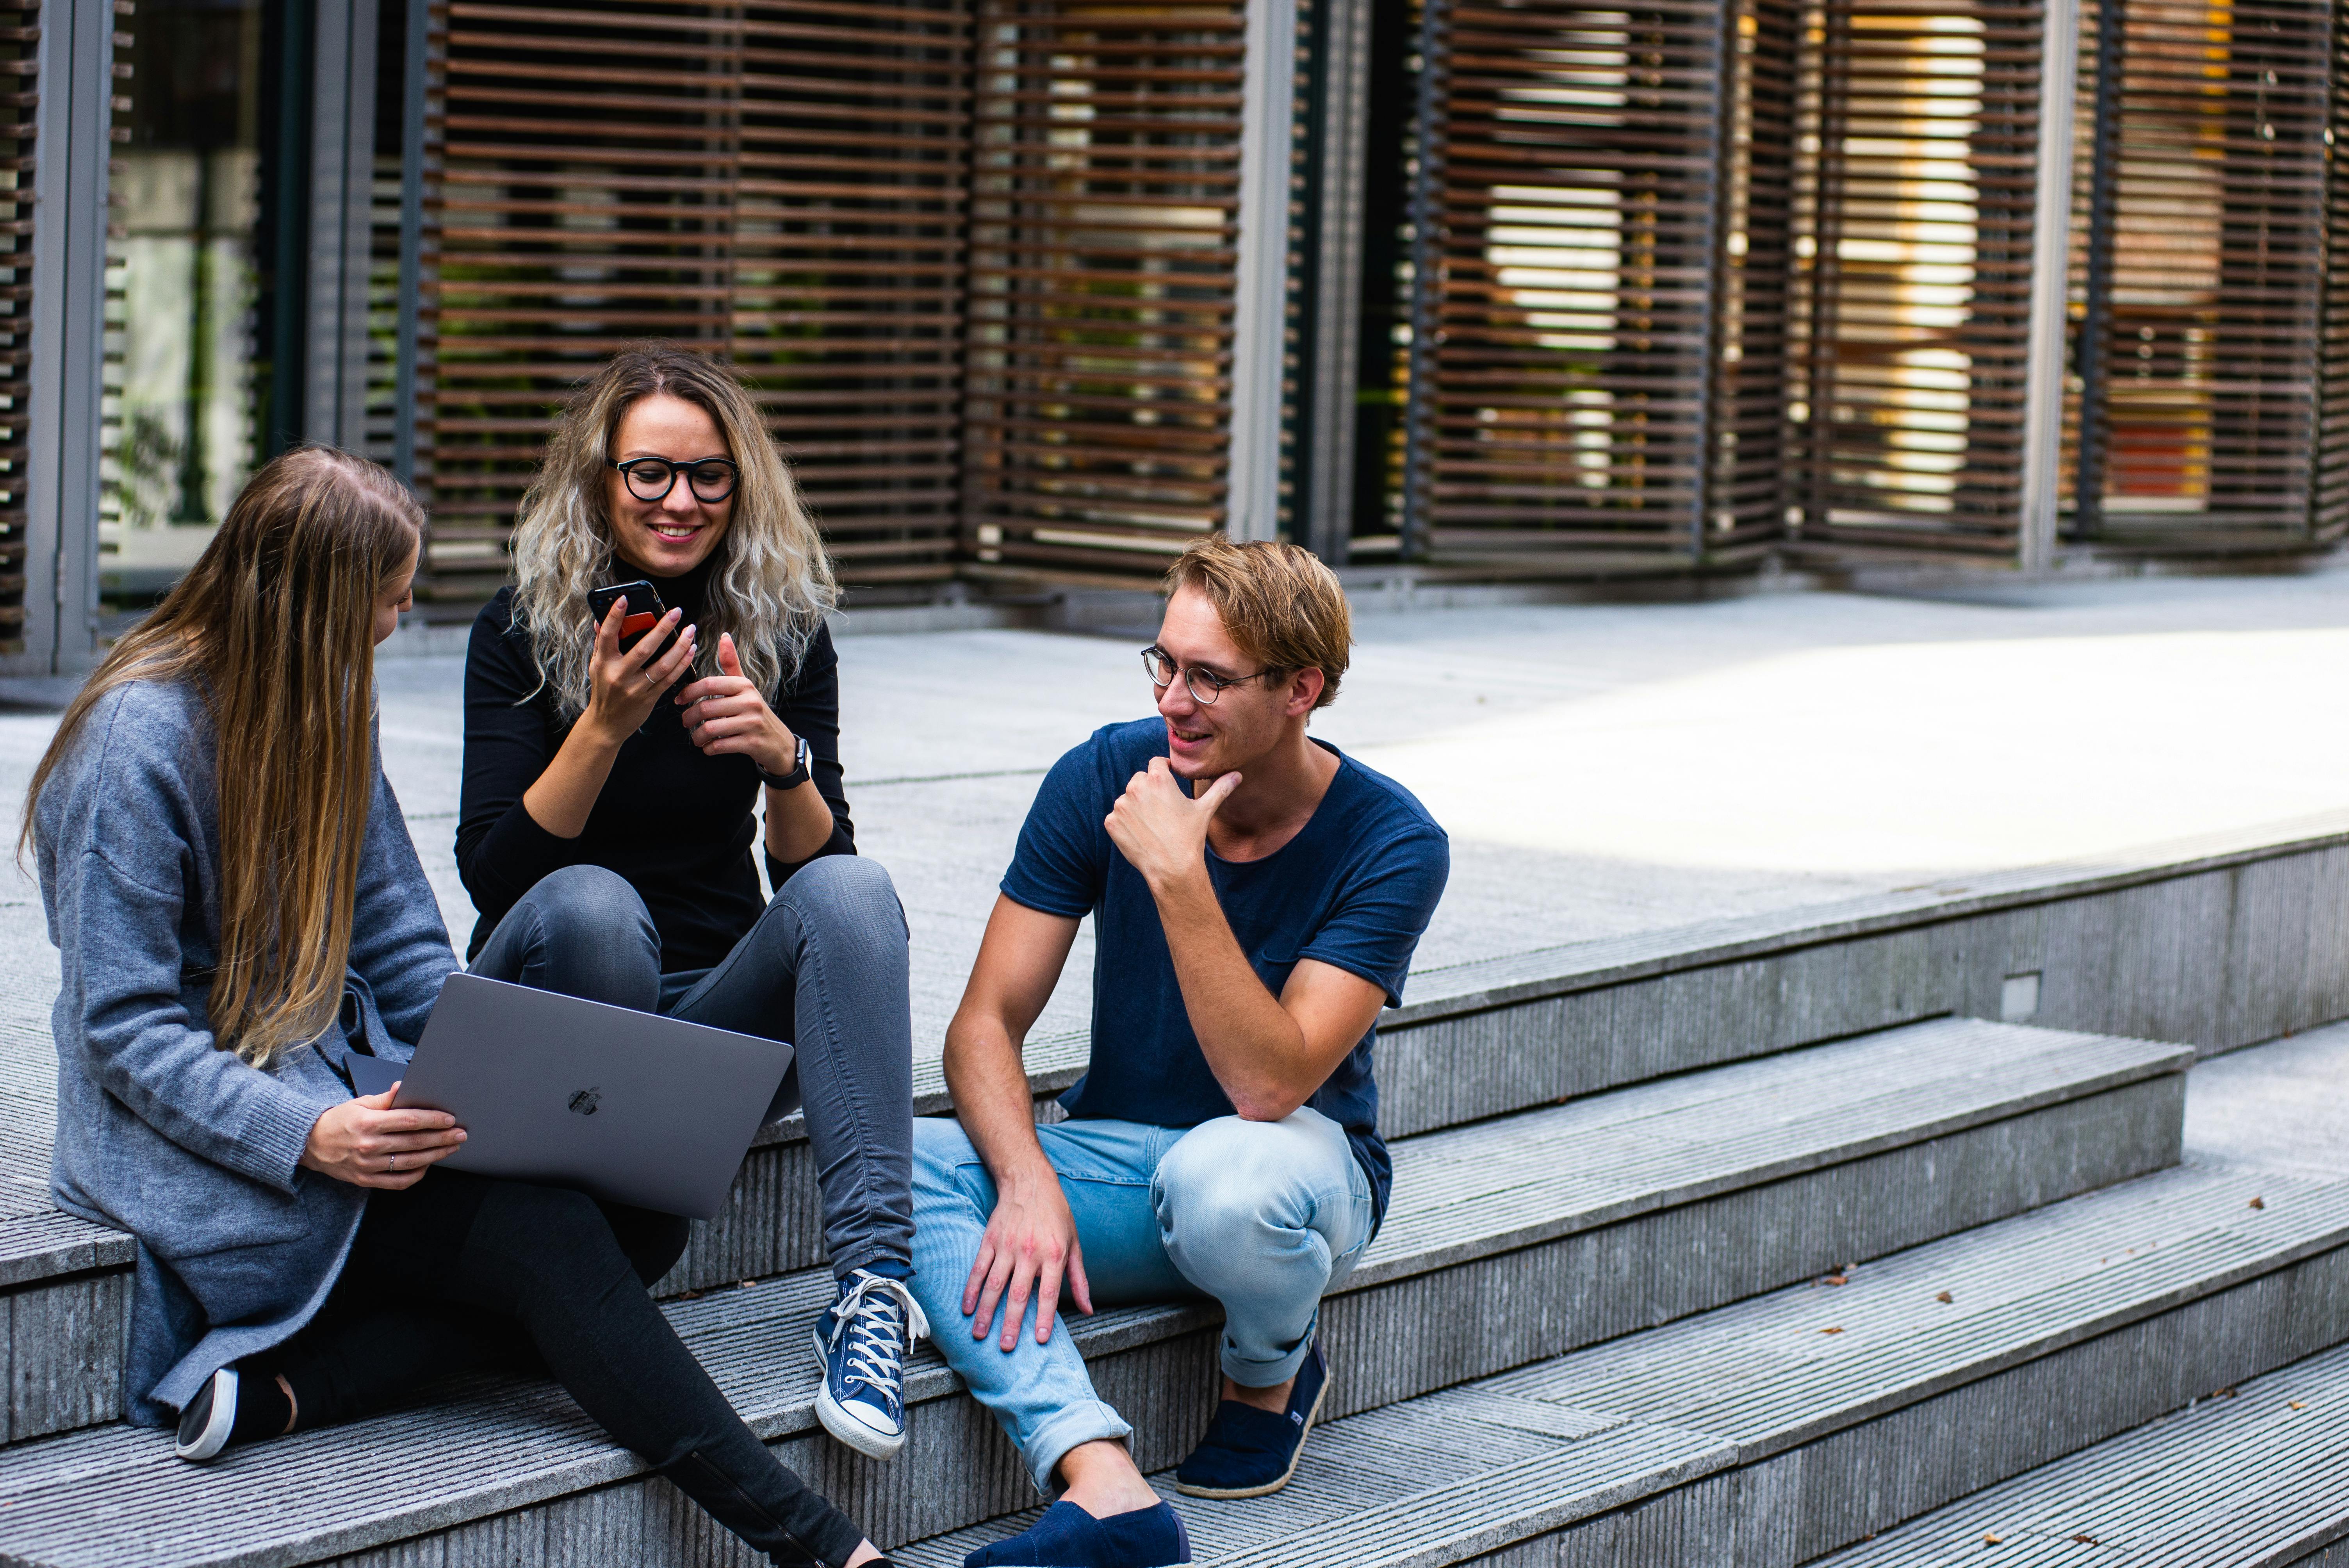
[1105,756,1240,891]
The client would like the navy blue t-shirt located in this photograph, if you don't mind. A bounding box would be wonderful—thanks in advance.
[1001,718,1449,1229]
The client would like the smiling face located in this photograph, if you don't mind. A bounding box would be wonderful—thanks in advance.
[606,391,735,578]
[1153,585,1320,780]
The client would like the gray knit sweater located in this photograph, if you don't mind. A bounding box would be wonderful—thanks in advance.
[35,678,458,1425]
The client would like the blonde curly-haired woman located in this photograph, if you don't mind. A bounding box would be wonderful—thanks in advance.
[30,447,898,1568]
[456,344,924,1467]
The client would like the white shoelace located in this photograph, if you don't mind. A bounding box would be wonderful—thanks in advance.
[825,1270,931,1404]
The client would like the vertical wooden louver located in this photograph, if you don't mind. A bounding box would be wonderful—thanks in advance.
[1788,0,2044,555]
[1710,0,1803,547]
[2069,0,2337,548]
[1399,0,1764,569]
[957,0,1247,584]
[2319,0,2349,533]
[0,1,30,652]
[420,0,970,598]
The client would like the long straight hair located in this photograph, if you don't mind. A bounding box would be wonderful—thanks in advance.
[509,343,836,718]
[23,447,423,1067]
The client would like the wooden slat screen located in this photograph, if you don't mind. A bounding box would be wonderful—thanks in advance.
[0,0,30,651]
[2068,0,2337,547]
[1400,0,1739,568]
[1788,0,2043,555]
[419,0,971,598]
[1709,0,1803,547]
[957,0,1247,584]
[2319,0,2349,533]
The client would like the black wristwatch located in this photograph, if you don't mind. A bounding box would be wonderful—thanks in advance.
[759,734,813,792]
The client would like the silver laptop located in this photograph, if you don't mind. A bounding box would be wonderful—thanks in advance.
[346,972,793,1220]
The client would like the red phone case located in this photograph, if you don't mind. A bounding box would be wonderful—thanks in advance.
[620,611,657,636]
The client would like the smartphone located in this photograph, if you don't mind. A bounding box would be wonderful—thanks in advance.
[587,580,665,641]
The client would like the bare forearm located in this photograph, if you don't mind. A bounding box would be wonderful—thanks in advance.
[522,719,626,839]
[943,1012,1060,1194]
[763,779,836,862]
[1150,870,1314,1119]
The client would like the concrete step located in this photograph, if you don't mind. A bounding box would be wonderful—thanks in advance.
[0,1017,2187,1563]
[900,1160,2349,1568]
[0,1013,2185,1449]
[1809,1336,2349,1567]
[10,800,2325,1445]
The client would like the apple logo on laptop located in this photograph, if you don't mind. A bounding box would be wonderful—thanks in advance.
[568,1087,601,1117]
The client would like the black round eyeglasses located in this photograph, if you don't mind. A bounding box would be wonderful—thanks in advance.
[610,456,740,503]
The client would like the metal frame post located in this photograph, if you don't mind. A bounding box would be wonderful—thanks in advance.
[1301,0,1371,563]
[18,0,112,675]
[2068,0,2124,539]
[306,0,380,451]
[1397,0,1449,561]
[2018,0,2081,575]
[393,0,428,488]
[1227,0,1299,542]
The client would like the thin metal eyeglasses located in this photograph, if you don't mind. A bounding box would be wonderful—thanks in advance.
[1141,644,1276,706]
[610,456,740,503]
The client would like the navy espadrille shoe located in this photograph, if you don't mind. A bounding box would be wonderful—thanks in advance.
[1172,1336,1328,1499]
[962,1500,1191,1568]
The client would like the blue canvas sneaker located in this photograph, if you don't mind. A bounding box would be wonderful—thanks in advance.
[1172,1336,1329,1499]
[811,1268,929,1459]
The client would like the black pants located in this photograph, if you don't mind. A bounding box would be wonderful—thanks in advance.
[257,1169,864,1568]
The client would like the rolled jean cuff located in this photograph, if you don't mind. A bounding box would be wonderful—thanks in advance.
[1024,1399,1134,1496]
[1220,1302,1324,1390]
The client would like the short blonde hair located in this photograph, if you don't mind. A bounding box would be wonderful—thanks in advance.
[1163,536,1350,709]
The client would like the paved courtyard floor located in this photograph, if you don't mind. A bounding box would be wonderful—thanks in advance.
[1,565,2345,1061]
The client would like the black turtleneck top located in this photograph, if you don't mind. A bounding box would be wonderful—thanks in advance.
[455,555,855,972]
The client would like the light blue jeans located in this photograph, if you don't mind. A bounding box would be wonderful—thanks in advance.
[908,1108,1375,1493]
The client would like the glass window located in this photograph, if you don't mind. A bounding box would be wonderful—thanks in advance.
[102,0,269,599]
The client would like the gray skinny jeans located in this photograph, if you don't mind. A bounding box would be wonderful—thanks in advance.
[471,857,915,1278]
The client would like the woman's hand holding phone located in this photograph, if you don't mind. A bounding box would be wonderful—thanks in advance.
[583,596,697,743]
[674,631,795,773]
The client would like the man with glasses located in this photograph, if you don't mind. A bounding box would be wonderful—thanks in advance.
[908,537,1449,1568]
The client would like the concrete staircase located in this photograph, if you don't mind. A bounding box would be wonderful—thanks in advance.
[0,829,2345,1565]
[1808,1326,2349,1567]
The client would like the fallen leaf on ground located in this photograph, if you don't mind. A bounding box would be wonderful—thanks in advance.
[1820,1326,1844,1335]
[1821,1272,1848,1286]
[1983,1533,2003,1547]
[2251,1196,2266,1210]
[2292,1401,2308,1410]
[1936,1290,1954,1304]
[2071,1534,2098,1545]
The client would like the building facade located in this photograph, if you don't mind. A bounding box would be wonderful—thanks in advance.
[0,0,2341,672]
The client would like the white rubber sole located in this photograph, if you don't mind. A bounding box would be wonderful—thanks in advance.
[174,1367,237,1464]
[809,1326,907,1461]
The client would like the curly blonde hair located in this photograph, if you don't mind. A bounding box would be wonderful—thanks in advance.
[509,344,836,716]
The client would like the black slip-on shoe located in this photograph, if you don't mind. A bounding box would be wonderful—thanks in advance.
[1173,1337,1330,1499]
[174,1367,238,1464]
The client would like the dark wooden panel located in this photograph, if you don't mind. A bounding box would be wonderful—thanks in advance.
[415,0,971,593]
[1789,0,2045,552]
[1399,0,1792,568]
[957,0,1247,583]
[2071,0,2336,546]
[0,0,27,650]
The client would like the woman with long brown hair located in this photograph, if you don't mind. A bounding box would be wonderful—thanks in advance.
[29,447,897,1568]
[457,344,921,1462]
